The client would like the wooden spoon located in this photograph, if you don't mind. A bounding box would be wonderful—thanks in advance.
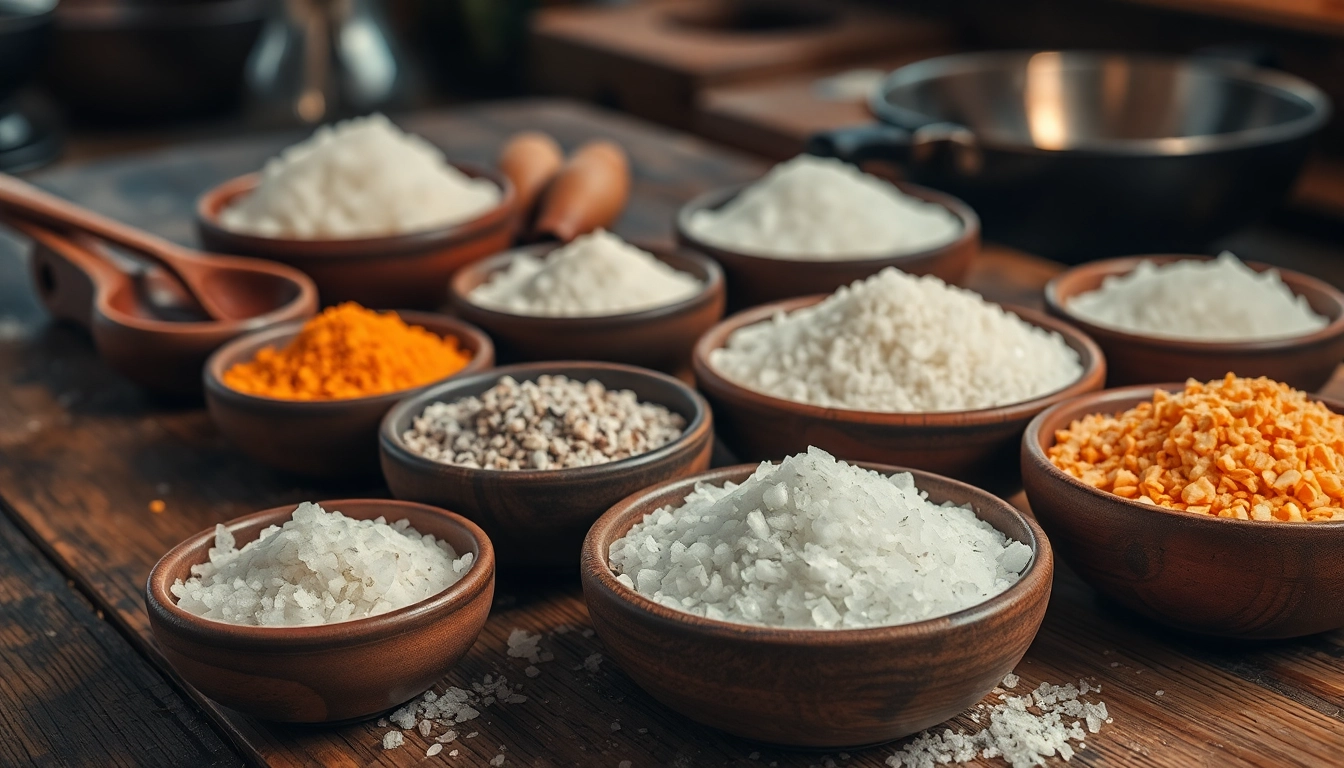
[497,131,563,232]
[0,172,243,321]
[533,140,631,243]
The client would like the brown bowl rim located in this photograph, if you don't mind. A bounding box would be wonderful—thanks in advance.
[195,163,516,256]
[1044,254,1344,352]
[379,360,713,481]
[448,241,725,326]
[1023,382,1344,531]
[674,179,980,267]
[691,295,1107,425]
[582,461,1053,643]
[202,310,495,409]
[144,498,496,649]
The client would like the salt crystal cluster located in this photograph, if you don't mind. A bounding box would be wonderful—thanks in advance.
[608,448,1034,629]
[171,502,473,626]
[709,268,1082,412]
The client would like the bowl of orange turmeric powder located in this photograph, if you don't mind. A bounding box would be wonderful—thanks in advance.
[1022,374,1344,639]
[204,303,493,478]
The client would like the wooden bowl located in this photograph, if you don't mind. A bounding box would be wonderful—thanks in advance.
[675,180,979,309]
[692,296,1106,494]
[1022,384,1344,639]
[380,362,714,569]
[448,242,725,373]
[145,498,495,723]
[203,311,494,479]
[580,463,1053,747]
[195,165,517,309]
[1045,255,1344,391]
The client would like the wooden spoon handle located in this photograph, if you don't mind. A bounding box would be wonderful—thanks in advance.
[7,217,124,331]
[533,140,631,243]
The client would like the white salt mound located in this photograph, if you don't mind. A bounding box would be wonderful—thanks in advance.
[709,268,1082,412]
[468,229,702,316]
[171,502,473,626]
[608,448,1033,629]
[1067,251,1328,341]
[219,113,500,239]
[686,154,961,260]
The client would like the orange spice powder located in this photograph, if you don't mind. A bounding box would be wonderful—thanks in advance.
[1049,374,1344,522]
[223,303,472,400]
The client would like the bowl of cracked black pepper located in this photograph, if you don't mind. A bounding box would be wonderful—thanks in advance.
[380,361,714,568]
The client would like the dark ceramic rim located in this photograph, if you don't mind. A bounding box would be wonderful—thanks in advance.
[583,462,1054,642]
[145,499,496,648]
[379,361,712,480]
[195,164,516,256]
[1045,254,1344,352]
[1024,383,1344,531]
[674,180,979,267]
[202,310,495,409]
[449,241,725,325]
[692,296,1106,425]
[872,50,1331,156]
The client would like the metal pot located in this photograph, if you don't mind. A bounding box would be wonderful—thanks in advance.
[807,51,1331,262]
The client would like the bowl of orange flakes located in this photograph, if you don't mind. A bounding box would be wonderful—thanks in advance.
[1021,374,1344,639]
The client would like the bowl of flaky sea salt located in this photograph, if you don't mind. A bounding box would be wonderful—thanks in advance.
[146,499,494,723]
[579,447,1054,748]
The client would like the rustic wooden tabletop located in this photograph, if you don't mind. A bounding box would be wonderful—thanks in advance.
[2,99,1342,768]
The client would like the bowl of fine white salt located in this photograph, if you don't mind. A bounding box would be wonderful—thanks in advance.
[145,499,495,723]
[1045,253,1344,390]
[580,449,1053,748]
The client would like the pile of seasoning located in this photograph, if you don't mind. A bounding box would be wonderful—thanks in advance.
[708,267,1082,412]
[402,375,685,470]
[222,303,472,400]
[609,447,1033,628]
[467,229,702,317]
[1067,252,1327,341]
[1049,374,1344,521]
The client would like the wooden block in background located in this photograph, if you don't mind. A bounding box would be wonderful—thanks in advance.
[529,0,954,129]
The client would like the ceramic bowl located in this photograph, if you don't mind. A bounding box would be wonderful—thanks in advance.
[581,462,1053,747]
[675,180,979,309]
[195,166,516,309]
[448,242,726,373]
[380,361,714,568]
[1045,255,1344,390]
[692,296,1106,493]
[204,311,493,479]
[1022,384,1344,639]
[145,498,495,723]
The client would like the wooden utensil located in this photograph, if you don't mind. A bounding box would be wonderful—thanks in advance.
[533,140,631,242]
[497,131,564,231]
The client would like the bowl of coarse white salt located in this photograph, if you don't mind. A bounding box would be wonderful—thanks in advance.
[1045,252,1344,390]
[676,154,979,307]
[580,447,1054,748]
[146,499,495,723]
[196,113,517,308]
[450,229,725,372]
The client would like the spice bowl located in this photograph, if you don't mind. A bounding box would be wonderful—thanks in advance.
[692,297,1106,493]
[204,311,494,479]
[195,166,516,309]
[580,462,1053,747]
[448,243,726,374]
[379,361,714,568]
[145,498,495,723]
[675,180,979,309]
[1022,385,1344,640]
[1045,255,1344,390]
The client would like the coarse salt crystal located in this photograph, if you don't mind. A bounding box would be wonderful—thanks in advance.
[382,731,404,750]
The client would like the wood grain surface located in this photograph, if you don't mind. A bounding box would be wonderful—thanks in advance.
[0,99,1342,767]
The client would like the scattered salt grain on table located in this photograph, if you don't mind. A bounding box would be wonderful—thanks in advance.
[709,268,1081,412]
[1067,251,1327,341]
[468,229,702,316]
[686,154,961,259]
[608,448,1033,628]
[219,113,500,239]
[170,502,473,626]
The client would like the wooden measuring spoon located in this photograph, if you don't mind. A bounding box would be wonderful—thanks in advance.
[533,140,631,242]
[498,131,564,232]
[0,172,250,321]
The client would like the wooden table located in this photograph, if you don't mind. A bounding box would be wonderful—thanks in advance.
[2,98,1343,768]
